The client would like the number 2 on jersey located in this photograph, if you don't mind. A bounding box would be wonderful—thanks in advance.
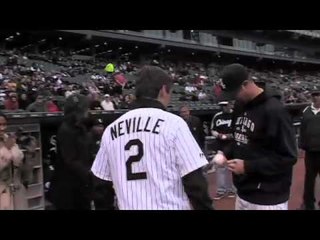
[125,139,147,181]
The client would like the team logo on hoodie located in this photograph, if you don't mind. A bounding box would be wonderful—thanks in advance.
[234,114,255,145]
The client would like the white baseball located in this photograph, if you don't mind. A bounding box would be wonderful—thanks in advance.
[213,153,227,166]
[221,134,227,140]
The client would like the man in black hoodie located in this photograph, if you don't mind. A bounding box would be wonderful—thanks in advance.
[216,64,297,210]
[299,89,320,210]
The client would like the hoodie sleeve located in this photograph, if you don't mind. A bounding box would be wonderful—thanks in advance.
[244,102,297,176]
[222,141,234,160]
[182,167,214,210]
[92,176,115,210]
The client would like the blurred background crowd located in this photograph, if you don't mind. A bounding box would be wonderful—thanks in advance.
[0,47,318,114]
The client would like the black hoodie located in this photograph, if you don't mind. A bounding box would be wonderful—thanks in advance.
[223,89,297,205]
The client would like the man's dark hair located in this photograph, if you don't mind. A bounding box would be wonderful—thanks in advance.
[135,66,172,100]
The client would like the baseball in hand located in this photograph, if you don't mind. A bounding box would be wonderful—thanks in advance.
[213,153,227,166]
[221,134,227,140]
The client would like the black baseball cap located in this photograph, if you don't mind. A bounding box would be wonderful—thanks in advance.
[219,64,249,101]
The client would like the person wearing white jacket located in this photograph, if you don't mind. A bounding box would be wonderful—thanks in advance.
[100,94,115,111]
[0,112,25,210]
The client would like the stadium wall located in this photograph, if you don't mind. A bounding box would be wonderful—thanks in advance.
[5,103,307,161]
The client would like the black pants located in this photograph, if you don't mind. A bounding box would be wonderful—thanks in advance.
[303,151,320,209]
[49,182,92,210]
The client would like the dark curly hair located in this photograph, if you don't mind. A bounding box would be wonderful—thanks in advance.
[63,94,89,126]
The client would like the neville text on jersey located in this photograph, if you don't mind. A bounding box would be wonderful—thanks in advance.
[110,117,165,140]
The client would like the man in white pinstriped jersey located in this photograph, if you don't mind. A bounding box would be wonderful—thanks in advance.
[91,66,213,210]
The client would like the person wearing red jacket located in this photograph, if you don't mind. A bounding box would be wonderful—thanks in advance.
[213,83,222,98]
[46,97,60,112]
[4,93,19,111]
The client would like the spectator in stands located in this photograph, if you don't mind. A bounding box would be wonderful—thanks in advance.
[297,92,308,103]
[185,82,197,94]
[7,80,17,92]
[46,97,60,113]
[90,94,103,111]
[111,82,123,96]
[64,86,74,98]
[127,94,136,105]
[18,93,31,110]
[198,90,207,101]
[88,83,100,96]
[213,82,222,98]
[0,93,6,110]
[299,89,320,210]
[27,88,38,104]
[100,94,115,111]
[4,92,19,111]
[116,94,128,109]
[26,95,48,112]
[179,105,205,149]
[111,95,121,109]
[287,94,296,104]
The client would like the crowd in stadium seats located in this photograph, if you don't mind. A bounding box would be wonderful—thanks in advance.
[0,48,318,113]
[150,60,319,105]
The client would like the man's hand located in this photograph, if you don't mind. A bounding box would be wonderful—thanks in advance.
[217,133,231,140]
[227,159,245,175]
[221,134,228,140]
[225,134,233,140]
[217,133,225,140]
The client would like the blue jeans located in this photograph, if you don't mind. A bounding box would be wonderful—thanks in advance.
[216,165,236,194]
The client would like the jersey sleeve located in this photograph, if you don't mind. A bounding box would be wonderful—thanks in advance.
[174,119,208,177]
[91,130,112,181]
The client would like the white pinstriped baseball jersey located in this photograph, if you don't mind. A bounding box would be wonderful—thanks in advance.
[91,108,208,210]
